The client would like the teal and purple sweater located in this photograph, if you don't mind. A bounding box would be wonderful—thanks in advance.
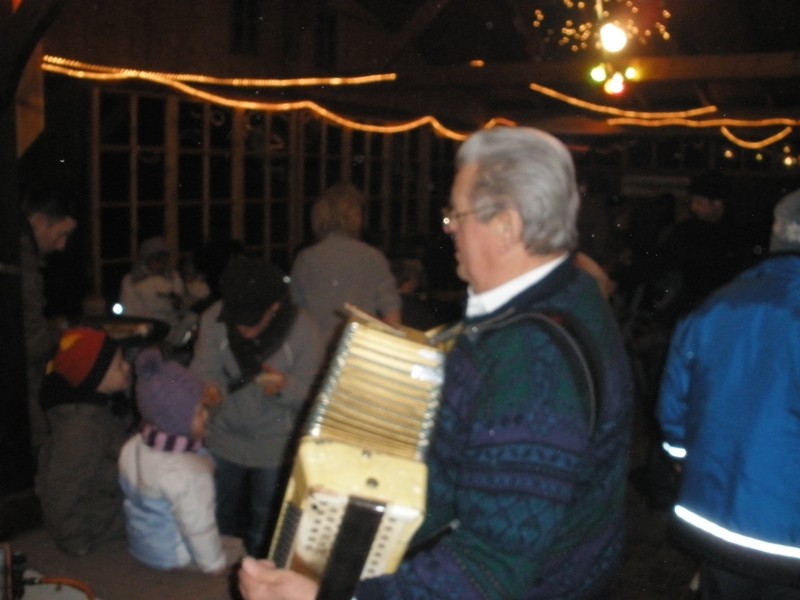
[357,258,634,599]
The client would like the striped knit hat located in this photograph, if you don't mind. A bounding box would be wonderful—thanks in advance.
[47,327,118,392]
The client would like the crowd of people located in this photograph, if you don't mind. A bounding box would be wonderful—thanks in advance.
[21,174,412,577]
[16,124,800,599]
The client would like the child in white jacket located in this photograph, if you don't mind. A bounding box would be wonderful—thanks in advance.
[118,347,242,574]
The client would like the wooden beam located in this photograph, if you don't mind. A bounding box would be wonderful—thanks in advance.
[378,0,452,68]
[0,0,69,499]
[326,0,451,69]
[628,52,800,83]
[0,0,68,110]
[392,52,800,87]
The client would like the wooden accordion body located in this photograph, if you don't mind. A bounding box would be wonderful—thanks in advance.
[268,315,449,598]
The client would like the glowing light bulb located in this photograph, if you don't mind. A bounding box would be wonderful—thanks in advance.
[590,64,608,82]
[599,22,627,53]
[604,72,625,95]
[624,66,637,80]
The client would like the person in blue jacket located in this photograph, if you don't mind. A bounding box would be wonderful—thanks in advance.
[657,188,800,599]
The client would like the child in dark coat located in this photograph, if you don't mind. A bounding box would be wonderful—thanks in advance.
[36,327,132,557]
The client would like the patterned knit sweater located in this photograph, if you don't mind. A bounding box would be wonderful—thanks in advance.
[356,258,634,599]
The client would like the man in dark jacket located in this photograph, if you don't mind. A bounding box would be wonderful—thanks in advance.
[21,184,78,456]
[239,127,634,600]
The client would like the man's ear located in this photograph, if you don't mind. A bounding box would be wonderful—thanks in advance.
[28,212,47,229]
[28,213,49,248]
[494,208,522,243]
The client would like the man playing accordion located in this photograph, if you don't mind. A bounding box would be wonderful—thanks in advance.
[240,126,633,600]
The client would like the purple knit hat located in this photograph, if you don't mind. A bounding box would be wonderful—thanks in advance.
[135,347,205,436]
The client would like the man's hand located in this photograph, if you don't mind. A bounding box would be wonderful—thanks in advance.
[202,384,223,409]
[256,365,287,397]
[238,558,319,600]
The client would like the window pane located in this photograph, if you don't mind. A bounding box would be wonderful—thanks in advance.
[100,92,130,145]
[179,205,204,254]
[327,124,342,150]
[245,155,265,198]
[351,131,365,157]
[655,139,684,168]
[369,162,383,195]
[100,152,130,202]
[210,155,231,199]
[627,139,654,169]
[390,200,404,236]
[210,108,232,149]
[138,206,166,240]
[271,248,291,273]
[179,154,203,200]
[100,208,131,259]
[745,151,771,171]
[270,158,289,198]
[685,140,709,169]
[269,114,291,153]
[366,198,381,233]
[244,201,265,246]
[245,111,266,152]
[351,160,365,190]
[305,158,321,197]
[179,101,204,149]
[138,96,165,146]
[138,151,164,201]
[209,203,232,240]
[325,159,341,187]
[103,263,130,305]
[407,131,419,156]
[304,119,322,155]
[270,201,289,244]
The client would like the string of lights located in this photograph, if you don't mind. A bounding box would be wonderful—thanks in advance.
[608,117,800,129]
[530,82,798,150]
[529,82,718,119]
[41,54,470,141]
[42,55,398,88]
[720,126,794,151]
[41,55,799,152]
[608,117,798,150]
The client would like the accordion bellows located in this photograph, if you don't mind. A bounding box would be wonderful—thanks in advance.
[268,315,448,594]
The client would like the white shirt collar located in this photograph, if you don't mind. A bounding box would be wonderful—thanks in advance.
[465,253,569,318]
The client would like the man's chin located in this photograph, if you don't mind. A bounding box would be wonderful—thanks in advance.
[455,264,468,284]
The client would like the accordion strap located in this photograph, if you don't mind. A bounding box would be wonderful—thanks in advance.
[465,309,601,435]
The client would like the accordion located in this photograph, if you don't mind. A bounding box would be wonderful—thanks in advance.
[268,311,452,599]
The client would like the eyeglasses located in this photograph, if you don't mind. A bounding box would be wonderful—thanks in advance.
[441,205,500,229]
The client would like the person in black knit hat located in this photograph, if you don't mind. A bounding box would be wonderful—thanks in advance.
[191,256,324,556]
